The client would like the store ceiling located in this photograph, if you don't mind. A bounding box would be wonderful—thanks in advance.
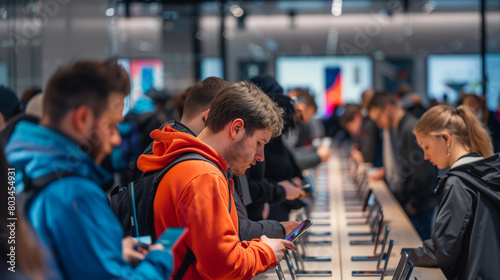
[115,0,483,17]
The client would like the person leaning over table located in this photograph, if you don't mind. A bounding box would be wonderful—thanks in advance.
[404,104,500,280]
[138,81,297,279]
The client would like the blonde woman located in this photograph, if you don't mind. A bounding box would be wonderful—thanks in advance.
[406,104,500,280]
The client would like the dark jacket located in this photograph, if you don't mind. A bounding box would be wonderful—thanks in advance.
[357,116,382,167]
[396,113,438,211]
[406,154,500,280]
[233,175,286,241]
[246,160,287,221]
[284,124,322,170]
[247,135,304,221]
[486,111,500,154]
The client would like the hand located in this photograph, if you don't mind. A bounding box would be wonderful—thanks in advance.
[291,177,303,187]
[122,236,146,267]
[149,243,164,252]
[260,235,297,263]
[262,202,270,220]
[278,180,305,200]
[349,148,364,163]
[368,167,384,181]
[280,221,302,236]
[317,145,331,162]
[405,203,418,216]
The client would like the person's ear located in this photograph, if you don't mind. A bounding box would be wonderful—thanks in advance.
[202,109,210,123]
[230,118,245,140]
[72,106,94,135]
[441,132,451,144]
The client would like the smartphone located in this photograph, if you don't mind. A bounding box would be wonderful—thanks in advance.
[132,235,152,251]
[155,227,189,251]
[302,184,311,190]
[285,219,313,242]
[133,241,150,251]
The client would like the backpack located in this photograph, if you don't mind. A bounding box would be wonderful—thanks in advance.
[18,171,79,218]
[110,152,232,280]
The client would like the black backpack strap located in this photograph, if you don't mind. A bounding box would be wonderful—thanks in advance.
[157,153,233,279]
[174,248,196,280]
[21,170,78,213]
[154,153,233,215]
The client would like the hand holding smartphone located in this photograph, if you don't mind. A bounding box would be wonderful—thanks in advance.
[133,242,150,252]
[284,219,313,242]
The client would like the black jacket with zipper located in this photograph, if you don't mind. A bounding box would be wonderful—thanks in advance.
[406,154,500,280]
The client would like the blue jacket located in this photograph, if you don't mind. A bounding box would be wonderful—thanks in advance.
[5,121,172,280]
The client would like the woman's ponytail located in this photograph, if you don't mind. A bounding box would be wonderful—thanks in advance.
[456,105,494,157]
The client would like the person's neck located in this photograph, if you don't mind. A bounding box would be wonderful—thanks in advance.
[181,117,203,136]
[391,107,406,128]
[41,117,81,144]
[198,129,226,159]
[449,144,473,167]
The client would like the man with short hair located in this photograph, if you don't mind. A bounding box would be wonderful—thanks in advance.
[161,76,230,136]
[142,77,298,241]
[367,91,438,240]
[138,81,296,279]
[6,59,172,279]
[340,103,382,167]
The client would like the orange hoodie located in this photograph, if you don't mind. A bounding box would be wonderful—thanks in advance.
[137,124,276,280]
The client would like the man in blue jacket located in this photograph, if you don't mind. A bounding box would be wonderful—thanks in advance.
[5,59,172,279]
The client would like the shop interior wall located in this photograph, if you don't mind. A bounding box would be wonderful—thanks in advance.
[0,0,499,107]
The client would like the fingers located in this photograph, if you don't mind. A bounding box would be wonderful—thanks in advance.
[282,240,297,252]
[260,235,298,263]
[291,177,302,187]
[122,236,147,266]
[136,246,149,255]
[122,236,136,245]
[127,249,146,261]
[275,251,285,263]
[280,221,299,235]
[149,243,164,251]
[298,189,306,198]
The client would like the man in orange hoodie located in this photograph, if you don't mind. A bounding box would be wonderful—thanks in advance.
[137,81,296,279]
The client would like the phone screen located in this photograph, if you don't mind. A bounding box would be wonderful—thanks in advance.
[156,227,188,251]
[285,219,313,242]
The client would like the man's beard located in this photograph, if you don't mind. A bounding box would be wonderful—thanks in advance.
[78,126,104,164]
[226,136,247,177]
